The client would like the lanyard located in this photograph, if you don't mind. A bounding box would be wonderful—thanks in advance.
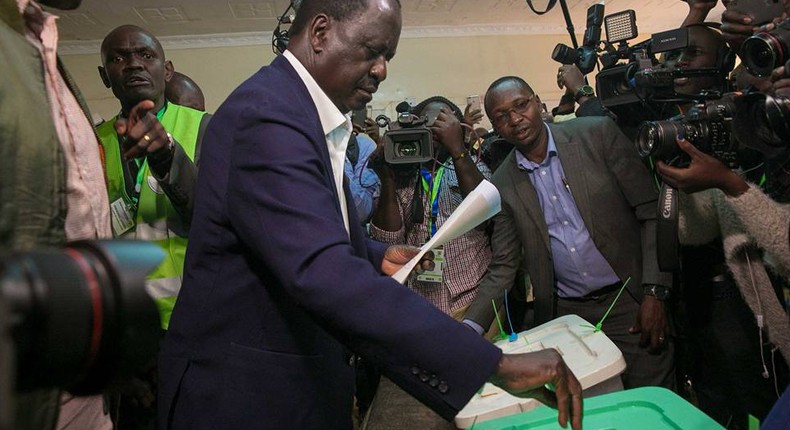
[420,163,446,237]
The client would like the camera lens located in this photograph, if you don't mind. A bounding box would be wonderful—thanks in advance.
[742,34,784,77]
[1,241,162,394]
[636,121,682,160]
[396,141,419,157]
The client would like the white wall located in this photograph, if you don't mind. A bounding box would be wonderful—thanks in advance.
[61,33,589,126]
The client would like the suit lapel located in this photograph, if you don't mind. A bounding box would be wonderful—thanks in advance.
[273,56,344,221]
[553,125,597,238]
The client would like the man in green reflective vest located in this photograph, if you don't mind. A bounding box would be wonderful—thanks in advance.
[97,25,210,331]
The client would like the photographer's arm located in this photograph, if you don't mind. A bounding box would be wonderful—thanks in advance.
[681,0,717,27]
[432,107,484,196]
[656,138,749,196]
[369,155,404,234]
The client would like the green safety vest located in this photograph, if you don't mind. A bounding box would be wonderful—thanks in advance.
[97,103,204,329]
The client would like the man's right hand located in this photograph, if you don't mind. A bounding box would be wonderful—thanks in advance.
[721,8,757,52]
[489,349,583,430]
[557,65,585,94]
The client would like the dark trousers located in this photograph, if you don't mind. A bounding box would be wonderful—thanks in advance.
[557,288,676,390]
[681,277,788,429]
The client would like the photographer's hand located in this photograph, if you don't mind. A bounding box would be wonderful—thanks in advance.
[431,107,466,158]
[431,107,484,196]
[721,8,759,53]
[656,138,749,196]
[681,0,717,26]
[463,103,484,127]
[556,65,585,94]
[771,65,790,97]
[364,118,381,144]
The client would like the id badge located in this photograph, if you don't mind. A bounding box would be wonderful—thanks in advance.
[110,198,135,237]
[416,247,445,284]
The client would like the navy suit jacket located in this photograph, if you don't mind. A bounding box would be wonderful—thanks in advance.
[158,55,502,429]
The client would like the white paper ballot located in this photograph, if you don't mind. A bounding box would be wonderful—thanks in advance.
[391,179,501,284]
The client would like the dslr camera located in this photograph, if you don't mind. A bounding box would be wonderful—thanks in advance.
[636,95,739,167]
[378,102,436,164]
[636,91,790,167]
[741,18,790,77]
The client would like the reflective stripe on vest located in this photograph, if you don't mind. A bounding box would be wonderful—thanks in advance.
[98,103,204,329]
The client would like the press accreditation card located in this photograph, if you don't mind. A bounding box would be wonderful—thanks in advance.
[110,198,135,237]
[416,247,445,283]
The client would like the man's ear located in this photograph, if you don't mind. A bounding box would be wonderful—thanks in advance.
[308,14,331,54]
[97,66,111,88]
[164,60,174,83]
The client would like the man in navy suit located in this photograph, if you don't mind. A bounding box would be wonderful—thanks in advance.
[157,1,582,429]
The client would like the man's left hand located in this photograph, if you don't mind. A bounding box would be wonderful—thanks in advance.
[115,99,171,160]
[381,245,434,276]
[629,295,667,354]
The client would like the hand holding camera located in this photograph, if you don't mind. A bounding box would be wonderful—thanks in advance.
[655,136,749,196]
[430,107,467,159]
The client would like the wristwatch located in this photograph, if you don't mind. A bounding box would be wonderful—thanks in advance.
[643,284,670,301]
[574,85,595,102]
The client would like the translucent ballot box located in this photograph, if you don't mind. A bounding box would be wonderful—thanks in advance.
[455,314,627,428]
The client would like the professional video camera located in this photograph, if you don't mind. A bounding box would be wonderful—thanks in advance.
[377,101,436,164]
[0,241,162,429]
[741,17,790,77]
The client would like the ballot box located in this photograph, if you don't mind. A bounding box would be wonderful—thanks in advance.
[467,386,725,430]
[455,314,627,428]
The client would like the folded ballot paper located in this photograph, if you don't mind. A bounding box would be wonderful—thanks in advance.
[391,179,501,284]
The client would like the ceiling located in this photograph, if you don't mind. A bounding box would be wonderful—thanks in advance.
[55,0,726,52]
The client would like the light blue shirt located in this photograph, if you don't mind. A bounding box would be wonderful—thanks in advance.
[515,125,620,298]
[344,133,381,224]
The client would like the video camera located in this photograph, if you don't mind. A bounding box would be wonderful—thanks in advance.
[377,101,436,164]
[0,241,162,429]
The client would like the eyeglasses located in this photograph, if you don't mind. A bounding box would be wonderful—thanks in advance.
[491,94,536,127]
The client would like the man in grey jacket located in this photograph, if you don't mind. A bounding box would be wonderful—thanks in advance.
[464,75,675,390]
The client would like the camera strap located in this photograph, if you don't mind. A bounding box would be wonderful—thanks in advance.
[526,0,558,15]
[656,183,681,272]
[420,165,446,237]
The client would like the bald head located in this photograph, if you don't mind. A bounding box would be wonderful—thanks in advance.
[166,72,206,111]
[101,25,164,64]
[289,0,400,37]
[99,25,173,114]
[484,76,534,117]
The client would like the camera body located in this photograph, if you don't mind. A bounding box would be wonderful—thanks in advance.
[637,95,739,167]
[552,43,599,75]
[381,110,436,165]
[552,4,606,75]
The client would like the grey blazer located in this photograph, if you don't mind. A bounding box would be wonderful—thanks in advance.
[465,116,672,327]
